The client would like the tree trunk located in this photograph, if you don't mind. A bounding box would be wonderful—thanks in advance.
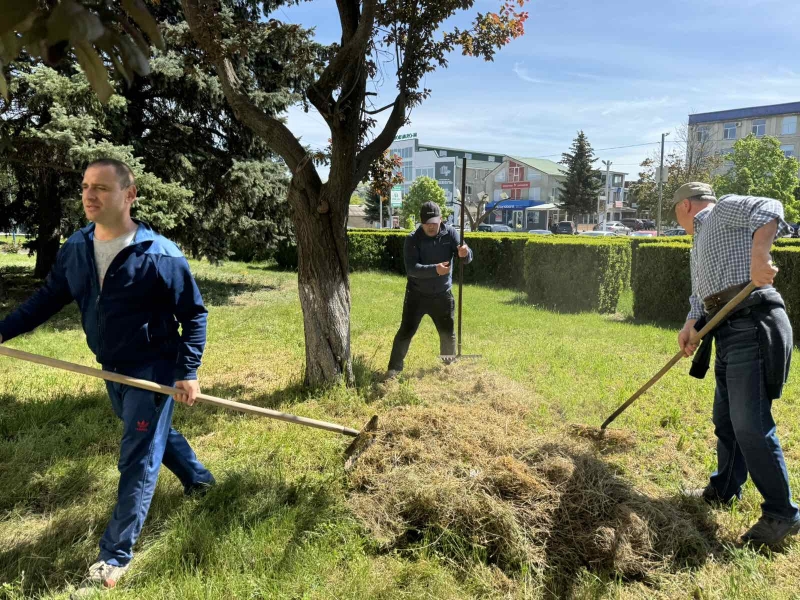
[289,182,353,388]
[33,171,62,279]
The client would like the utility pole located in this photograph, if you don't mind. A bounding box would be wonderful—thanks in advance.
[656,131,670,233]
[601,160,612,226]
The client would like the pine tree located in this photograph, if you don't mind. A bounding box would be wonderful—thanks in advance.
[559,131,602,219]
[364,190,390,226]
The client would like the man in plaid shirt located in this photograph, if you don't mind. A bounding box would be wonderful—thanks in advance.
[674,182,799,548]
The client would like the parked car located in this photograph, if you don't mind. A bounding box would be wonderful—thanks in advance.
[527,229,553,235]
[663,228,687,236]
[593,221,632,235]
[641,219,656,229]
[477,224,513,233]
[630,230,657,237]
[555,221,578,235]
[579,230,618,237]
[621,218,644,231]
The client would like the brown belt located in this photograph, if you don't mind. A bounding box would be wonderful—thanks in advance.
[703,282,751,314]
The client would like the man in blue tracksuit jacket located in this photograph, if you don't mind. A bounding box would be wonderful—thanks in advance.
[0,159,214,591]
[386,202,473,378]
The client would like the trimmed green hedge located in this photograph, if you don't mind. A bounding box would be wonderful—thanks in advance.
[460,233,530,288]
[632,243,800,335]
[524,238,631,313]
[632,243,692,324]
[772,247,800,337]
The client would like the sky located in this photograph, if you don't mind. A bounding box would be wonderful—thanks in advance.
[278,0,800,179]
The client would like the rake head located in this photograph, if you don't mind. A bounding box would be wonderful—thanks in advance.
[439,354,483,364]
[344,415,379,470]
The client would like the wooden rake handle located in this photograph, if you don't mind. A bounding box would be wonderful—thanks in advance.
[601,281,757,430]
[0,346,360,437]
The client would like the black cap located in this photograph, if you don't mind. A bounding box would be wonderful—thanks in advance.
[420,201,441,224]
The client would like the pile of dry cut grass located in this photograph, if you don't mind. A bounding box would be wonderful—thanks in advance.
[347,368,715,591]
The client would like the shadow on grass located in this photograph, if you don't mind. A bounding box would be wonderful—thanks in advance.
[194,276,278,307]
[500,291,685,333]
[203,354,383,411]
[0,265,82,329]
[536,443,723,599]
[0,467,338,597]
[0,391,227,514]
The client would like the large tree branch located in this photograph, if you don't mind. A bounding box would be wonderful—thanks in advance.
[353,91,408,185]
[181,0,321,194]
[307,0,377,112]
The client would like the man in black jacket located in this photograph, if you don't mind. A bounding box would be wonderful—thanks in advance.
[386,202,473,378]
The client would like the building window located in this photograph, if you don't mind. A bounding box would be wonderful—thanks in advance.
[466,184,473,196]
[724,122,737,140]
[402,163,413,182]
[510,188,522,200]
[527,170,542,182]
[531,187,541,202]
[781,144,795,158]
[415,168,434,179]
[551,186,559,201]
[612,174,623,186]
[465,153,472,159]
[440,150,447,157]
[782,116,797,135]
[508,164,523,182]
[752,119,766,137]
[488,155,495,162]
[391,147,413,160]
[696,126,711,142]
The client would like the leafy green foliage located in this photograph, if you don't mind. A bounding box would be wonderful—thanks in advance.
[400,176,451,225]
[714,135,800,221]
[0,0,164,102]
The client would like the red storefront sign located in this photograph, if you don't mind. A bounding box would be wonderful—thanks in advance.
[500,181,531,190]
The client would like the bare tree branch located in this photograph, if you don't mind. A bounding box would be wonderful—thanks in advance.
[353,90,408,184]
[363,101,396,115]
[307,0,377,111]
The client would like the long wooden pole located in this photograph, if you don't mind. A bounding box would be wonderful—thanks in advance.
[601,282,757,429]
[0,346,360,437]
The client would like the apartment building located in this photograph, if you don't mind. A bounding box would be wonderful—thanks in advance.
[688,101,800,160]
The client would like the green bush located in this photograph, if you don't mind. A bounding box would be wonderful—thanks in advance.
[524,237,631,313]
[348,230,407,273]
[460,233,530,288]
[771,246,800,337]
[774,237,800,247]
[630,236,691,297]
[346,229,532,289]
[632,243,692,324]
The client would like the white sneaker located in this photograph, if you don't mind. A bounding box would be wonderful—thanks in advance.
[72,560,130,597]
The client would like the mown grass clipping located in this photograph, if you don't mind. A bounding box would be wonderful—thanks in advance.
[347,367,717,595]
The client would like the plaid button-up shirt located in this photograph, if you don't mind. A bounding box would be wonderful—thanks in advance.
[687,194,790,321]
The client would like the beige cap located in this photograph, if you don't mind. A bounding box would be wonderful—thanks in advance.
[672,182,715,206]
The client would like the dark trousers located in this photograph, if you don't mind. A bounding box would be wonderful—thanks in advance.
[708,312,799,523]
[99,362,214,566]
[388,288,456,371]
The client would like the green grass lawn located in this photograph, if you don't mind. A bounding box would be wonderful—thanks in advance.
[2,253,800,599]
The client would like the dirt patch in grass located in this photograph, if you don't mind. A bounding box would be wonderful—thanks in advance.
[348,366,718,596]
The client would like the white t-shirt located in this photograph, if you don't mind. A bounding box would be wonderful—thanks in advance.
[94,229,137,288]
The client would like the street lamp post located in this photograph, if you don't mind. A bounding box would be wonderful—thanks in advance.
[601,160,612,226]
[656,131,670,233]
